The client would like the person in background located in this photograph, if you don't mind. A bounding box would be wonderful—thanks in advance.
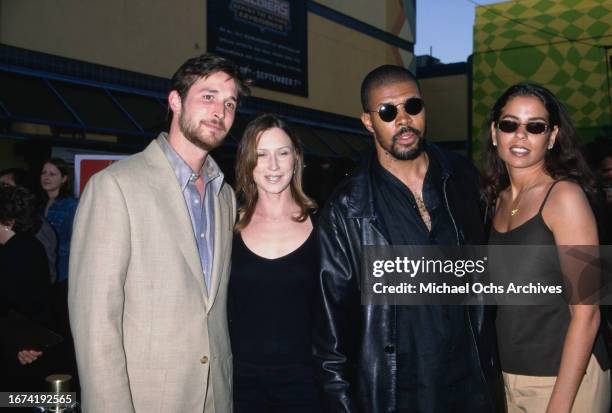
[39,158,80,391]
[40,158,78,283]
[584,139,612,243]
[601,156,612,204]
[594,141,612,201]
[584,139,612,358]
[229,114,319,412]
[0,167,34,188]
[484,83,610,412]
[0,184,53,391]
[1,167,57,282]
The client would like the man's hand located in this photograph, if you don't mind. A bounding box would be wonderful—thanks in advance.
[17,349,43,365]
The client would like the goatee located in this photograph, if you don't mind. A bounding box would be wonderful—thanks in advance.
[376,126,424,161]
[179,112,225,152]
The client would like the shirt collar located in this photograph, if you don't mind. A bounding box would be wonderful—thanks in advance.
[157,132,224,194]
[372,147,442,196]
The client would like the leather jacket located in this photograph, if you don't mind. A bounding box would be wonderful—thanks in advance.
[314,145,505,413]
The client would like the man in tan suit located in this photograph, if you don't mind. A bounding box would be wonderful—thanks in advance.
[69,54,250,412]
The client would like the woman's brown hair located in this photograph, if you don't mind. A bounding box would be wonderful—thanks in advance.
[234,113,317,231]
[42,157,73,199]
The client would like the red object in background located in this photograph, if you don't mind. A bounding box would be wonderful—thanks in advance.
[79,159,116,195]
[74,155,127,198]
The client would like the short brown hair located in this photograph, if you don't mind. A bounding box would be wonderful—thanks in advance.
[170,53,251,103]
[235,114,317,231]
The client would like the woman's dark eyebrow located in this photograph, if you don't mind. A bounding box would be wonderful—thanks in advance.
[500,114,548,122]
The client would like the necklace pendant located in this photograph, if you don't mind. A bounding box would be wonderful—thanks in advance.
[511,208,519,216]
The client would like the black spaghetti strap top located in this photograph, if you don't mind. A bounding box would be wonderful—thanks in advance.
[490,181,609,375]
[228,223,318,365]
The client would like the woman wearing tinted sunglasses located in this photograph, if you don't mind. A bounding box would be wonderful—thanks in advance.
[483,83,610,412]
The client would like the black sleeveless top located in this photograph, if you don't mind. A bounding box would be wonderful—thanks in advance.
[490,181,608,376]
[228,221,318,365]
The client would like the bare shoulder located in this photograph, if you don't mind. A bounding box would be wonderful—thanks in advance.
[543,180,596,242]
[545,180,590,213]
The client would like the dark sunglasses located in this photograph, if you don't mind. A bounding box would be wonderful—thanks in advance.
[370,97,424,122]
[497,120,549,135]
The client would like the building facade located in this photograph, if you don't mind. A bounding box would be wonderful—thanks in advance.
[0,0,417,181]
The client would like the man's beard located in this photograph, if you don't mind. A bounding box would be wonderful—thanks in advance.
[376,126,424,161]
[179,112,226,152]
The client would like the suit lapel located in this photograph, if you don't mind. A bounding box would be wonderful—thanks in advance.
[144,140,209,307]
[206,189,226,313]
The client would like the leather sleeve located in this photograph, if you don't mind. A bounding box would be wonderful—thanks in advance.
[313,202,360,413]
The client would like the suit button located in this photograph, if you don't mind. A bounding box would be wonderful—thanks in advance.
[200,356,209,364]
[384,345,395,354]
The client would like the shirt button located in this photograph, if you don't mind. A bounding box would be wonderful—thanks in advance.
[384,345,395,354]
[200,356,209,364]
[195,199,199,204]
[200,233,205,238]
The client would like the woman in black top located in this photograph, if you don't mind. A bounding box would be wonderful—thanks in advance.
[483,83,610,412]
[229,114,319,412]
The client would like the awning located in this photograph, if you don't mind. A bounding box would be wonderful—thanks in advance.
[0,61,372,160]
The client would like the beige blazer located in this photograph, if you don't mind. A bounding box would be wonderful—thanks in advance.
[68,137,236,412]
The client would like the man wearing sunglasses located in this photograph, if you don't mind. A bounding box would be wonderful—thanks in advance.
[314,65,504,412]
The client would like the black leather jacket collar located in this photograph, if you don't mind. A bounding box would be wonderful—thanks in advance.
[342,143,469,243]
